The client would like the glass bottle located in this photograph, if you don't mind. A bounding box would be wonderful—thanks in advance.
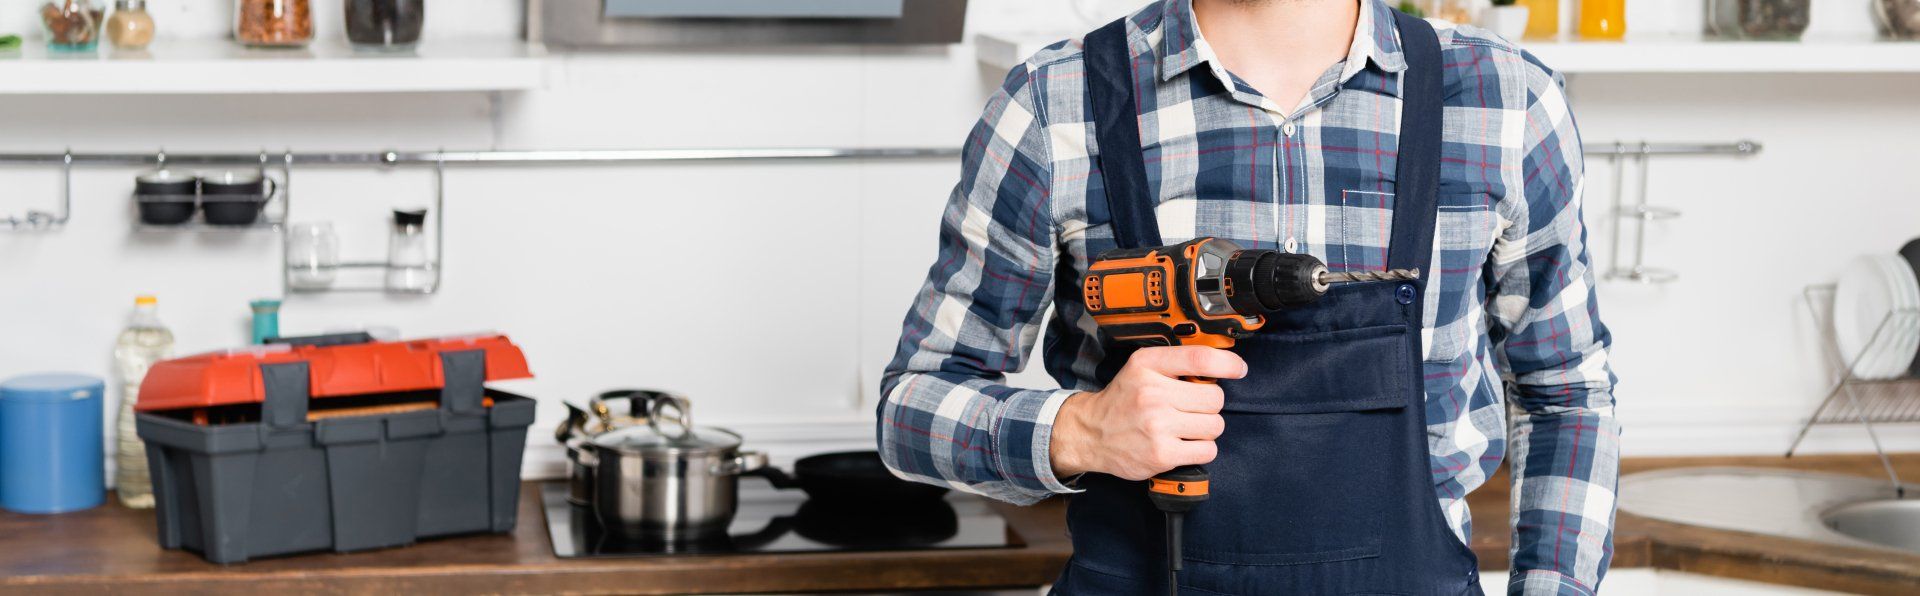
[40,0,103,52]
[113,295,172,509]
[1521,0,1560,38]
[104,0,154,50]
[386,208,437,293]
[233,0,313,48]
[1579,0,1627,40]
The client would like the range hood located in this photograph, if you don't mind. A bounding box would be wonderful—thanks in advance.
[528,0,968,48]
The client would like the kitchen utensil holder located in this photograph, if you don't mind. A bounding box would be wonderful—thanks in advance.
[0,149,74,230]
[132,150,291,232]
[283,154,446,295]
[1595,140,1763,284]
[1790,284,1919,497]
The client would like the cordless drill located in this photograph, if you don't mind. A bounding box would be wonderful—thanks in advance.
[1081,237,1419,594]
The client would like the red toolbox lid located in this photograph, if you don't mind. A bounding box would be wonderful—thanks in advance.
[137,334,532,412]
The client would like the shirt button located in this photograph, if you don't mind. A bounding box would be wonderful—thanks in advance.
[1283,237,1298,253]
[1282,122,1297,136]
[1396,284,1417,305]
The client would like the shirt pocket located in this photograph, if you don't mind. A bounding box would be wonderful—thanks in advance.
[1332,190,1396,272]
[1423,192,1500,364]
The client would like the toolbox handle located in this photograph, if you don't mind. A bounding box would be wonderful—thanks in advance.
[259,361,311,430]
[440,350,487,416]
[267,332,375,348]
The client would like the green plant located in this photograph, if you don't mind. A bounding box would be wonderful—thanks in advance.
[1398,0,1426,17]
[0,35,20,50]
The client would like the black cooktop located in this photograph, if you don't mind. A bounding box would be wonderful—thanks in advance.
[541,478,1019,558]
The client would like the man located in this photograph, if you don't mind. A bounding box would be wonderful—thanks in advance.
[879,0,1618,594]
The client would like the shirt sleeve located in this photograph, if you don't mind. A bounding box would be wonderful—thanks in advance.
[1492,57,1622,596]
[875,63,1081,506]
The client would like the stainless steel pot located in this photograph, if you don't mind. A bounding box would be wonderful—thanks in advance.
[560,391,768,539]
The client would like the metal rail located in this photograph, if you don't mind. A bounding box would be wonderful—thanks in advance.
[0,146,962,168]
[1584,140,1762,157]
[1595,140,1764,284]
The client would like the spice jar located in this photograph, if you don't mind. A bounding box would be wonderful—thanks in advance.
[234,0,312,48]
[40,0,103,52]
[105,0,154,50]
[1707,0,1811,40]
[345,0,425,50]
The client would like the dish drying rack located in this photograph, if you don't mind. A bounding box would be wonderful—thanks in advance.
[1790,284,1919,497]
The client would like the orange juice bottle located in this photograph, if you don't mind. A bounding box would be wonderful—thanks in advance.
[1579,0,1626,40]
[1521,0,1559,39]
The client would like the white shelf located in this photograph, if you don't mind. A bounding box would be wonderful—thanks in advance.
[1524,34,1920,74]
[0,38,547,94]
[973,31,1920,75]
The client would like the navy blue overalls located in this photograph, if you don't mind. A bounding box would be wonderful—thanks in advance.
[1050,10,1483,596]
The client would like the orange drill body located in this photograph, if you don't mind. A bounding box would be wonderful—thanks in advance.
[1082,237,1265,350]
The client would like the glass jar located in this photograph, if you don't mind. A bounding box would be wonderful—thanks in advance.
[1521,0,1560,38]
[386,208,437,293]
[345,0,425,50]
[1708,0,1811,40]
[286,223,339,290]
[40,0,103,52]
[105,0,154,50]
[234,0,312,48]
[1579,0,1627,40]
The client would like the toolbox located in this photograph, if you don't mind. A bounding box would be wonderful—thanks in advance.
[134,333,537,564]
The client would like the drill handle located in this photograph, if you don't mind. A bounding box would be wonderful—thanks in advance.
[1148,464,1211,513]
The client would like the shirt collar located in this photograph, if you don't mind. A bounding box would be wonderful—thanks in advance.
[1157,0,1408,85]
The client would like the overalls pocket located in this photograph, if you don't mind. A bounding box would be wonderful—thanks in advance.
[1183,324,1412,573]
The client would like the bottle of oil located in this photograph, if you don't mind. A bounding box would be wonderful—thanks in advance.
[113,295,172,509]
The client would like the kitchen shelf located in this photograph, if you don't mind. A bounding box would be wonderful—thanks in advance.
[973,32,1920,75]
[0,39,546,94]
[132,221,281,233]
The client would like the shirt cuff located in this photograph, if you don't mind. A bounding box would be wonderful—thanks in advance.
[1028,389,1087,495]
[1508,570,1595,596]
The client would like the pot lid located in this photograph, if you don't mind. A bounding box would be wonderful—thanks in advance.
[589,424,742,454]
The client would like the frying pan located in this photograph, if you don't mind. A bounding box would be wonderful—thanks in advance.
[754,450,949,506]
[1903,238,1920,377]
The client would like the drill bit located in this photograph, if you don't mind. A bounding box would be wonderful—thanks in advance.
[1319,268,1422,284]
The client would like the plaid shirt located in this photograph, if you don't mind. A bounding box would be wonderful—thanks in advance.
[878,1,1619,593]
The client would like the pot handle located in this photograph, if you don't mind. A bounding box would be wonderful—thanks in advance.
[738,458,800,490]
[719,450,770,476]
[648,394,694,440]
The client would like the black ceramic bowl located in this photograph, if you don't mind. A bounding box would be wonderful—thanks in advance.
[133,169,198,225]
[199,171,273,226]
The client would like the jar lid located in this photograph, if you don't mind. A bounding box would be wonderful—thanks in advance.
[588,424,743,456]
[117,0,146,10]
[0,373,105,403]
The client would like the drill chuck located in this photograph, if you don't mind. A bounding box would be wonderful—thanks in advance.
[1223,250,1333,315]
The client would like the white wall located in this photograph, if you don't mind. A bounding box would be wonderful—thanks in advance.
[1,0,1915,483]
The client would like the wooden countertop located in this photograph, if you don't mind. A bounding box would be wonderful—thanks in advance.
[1,454,1916,595]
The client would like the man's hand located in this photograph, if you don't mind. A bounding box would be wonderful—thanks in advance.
[1050,346,1246,481]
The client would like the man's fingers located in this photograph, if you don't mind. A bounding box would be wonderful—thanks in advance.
[1136,346,1248,380]
[1168,382,1225,414]
[1169,413,1225,440]
[1168,439,1218,468]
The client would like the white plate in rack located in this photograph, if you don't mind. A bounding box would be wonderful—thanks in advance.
[1878,255,1920,378]
[1833,255,1920,380]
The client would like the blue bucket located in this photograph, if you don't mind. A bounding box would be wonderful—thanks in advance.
[0,373,106,514]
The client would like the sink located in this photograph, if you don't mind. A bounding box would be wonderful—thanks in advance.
[1824,499,1920,553]
[1618,467,1917,554]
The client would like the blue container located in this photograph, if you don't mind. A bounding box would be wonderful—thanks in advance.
[0,373,106,513]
